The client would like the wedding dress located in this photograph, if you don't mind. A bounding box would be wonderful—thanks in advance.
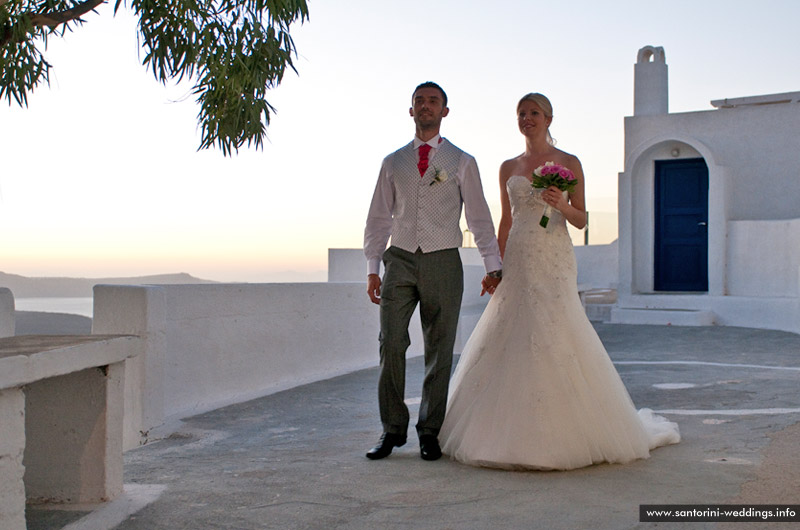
[439,175,680,470]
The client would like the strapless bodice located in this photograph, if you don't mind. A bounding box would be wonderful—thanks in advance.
[506,174,567,232]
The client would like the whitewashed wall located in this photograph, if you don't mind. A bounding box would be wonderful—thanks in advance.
[727,219,800,298]
[329,246,618,289]
[328,247,485,282]
[623,100,800,223]
[573,241,618,289]
[94,283,384,449]
[93,286,166,449]
[0,288,14,337]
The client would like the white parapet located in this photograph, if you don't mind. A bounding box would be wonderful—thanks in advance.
[727,219,800,298]
[611,307,714,327]
[93,285,167,450]
[329,246,619,290]
[0,388,25,530]
[94,282,384,450]
[0,288,14,338]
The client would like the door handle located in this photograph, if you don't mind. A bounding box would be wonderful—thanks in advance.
[698,222,707,226]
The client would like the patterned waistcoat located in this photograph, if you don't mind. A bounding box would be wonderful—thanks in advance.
[390,139,464,254]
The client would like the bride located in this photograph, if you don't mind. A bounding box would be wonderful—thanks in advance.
[439,93,680,470]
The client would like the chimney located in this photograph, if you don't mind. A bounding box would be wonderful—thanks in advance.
[634,46,668,116]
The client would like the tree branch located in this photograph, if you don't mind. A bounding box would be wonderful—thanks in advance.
[1,25,12,48]
[28,0,105,28]
[1,0,105,47]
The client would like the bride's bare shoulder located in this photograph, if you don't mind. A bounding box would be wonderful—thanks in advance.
[500,154,525,180]
[552,148,582,168]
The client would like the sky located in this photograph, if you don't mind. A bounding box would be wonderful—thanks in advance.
[2,0,799,282]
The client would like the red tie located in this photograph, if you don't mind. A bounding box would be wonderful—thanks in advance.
[418,144,431,177]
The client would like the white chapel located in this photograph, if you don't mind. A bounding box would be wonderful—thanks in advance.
[611,46,800,333]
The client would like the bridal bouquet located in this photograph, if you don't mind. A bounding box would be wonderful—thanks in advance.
[531,162,577,228]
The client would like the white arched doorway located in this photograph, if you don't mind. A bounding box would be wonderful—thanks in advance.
[618,136,726,301]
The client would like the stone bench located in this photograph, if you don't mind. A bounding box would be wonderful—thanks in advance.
[578,283,592,309]
[0,334,140,530]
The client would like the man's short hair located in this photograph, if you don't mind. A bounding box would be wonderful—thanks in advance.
[413,82,448,107]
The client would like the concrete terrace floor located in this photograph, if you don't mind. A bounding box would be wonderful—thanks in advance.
[28,323,800,530]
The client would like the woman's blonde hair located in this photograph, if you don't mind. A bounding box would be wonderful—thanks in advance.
[517,92,555,146]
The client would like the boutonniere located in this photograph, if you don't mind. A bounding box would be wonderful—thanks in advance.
[430,168,449,186]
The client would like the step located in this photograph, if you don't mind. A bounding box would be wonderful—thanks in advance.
[610,307,714,326]
[586,304,613,322]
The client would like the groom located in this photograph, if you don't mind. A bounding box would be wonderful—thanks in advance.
[364,81,502,461]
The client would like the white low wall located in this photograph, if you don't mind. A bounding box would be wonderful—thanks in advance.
[327,245,618,358]
[574,240,619,289]
[713,295,800,332]
[157,283,380,421]
[728,219,800,297]
[0,288,14,338]
[93,286,166,449]
[327,249,369,282]
[94,283,385,449]
[329,245,618,289]
[614,291,800,334]
[328,247,486,282]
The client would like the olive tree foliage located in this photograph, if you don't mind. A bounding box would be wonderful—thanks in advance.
[0,0,309,155]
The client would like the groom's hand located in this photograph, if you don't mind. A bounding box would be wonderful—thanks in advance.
[481,275,501,296]
[367,274,382,304]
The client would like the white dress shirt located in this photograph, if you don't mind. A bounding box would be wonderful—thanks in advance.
[364,135,502,276]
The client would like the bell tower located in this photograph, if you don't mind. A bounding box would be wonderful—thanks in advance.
[634,45,668,116]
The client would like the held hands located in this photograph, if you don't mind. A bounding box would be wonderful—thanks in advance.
[367,274,382,304]
[481,274,501,296]
[371,272,499,299]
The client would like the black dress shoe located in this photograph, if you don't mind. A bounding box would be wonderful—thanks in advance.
[366,433,407,460]
[419,434,442,461]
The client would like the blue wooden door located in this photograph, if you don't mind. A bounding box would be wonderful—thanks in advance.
[654,158,709,291]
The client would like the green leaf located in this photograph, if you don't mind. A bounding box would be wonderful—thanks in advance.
[1,0,308,154]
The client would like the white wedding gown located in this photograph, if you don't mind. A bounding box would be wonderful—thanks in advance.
[439,175,680,470]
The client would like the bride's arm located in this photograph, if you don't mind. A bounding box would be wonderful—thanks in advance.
[497,160,514,259]
[544,155,587,229]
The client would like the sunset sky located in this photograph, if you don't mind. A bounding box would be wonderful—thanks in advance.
[2,0,799,282]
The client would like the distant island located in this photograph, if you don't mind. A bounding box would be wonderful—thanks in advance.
[0,272,217,298]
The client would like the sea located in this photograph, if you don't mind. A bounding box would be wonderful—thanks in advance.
[14,297,94,318]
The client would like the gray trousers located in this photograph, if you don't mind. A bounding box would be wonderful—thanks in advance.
[378,246,464,437]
